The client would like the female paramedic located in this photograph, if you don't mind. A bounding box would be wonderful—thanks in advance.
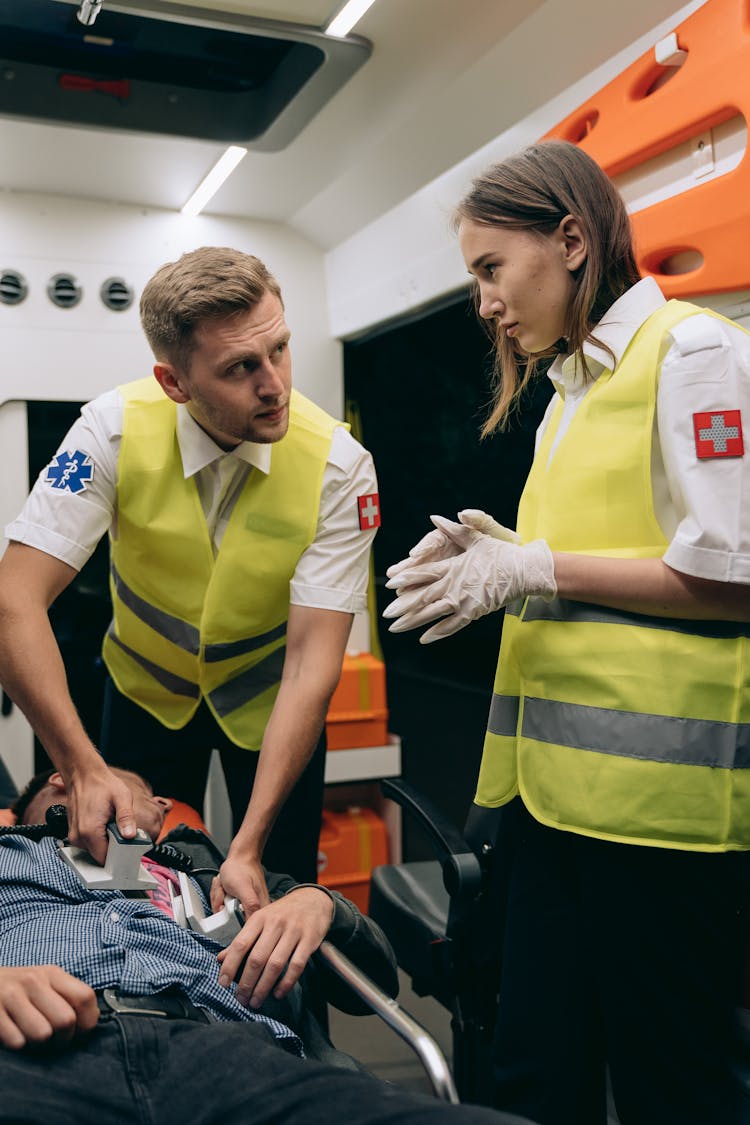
[383,140,750,1125]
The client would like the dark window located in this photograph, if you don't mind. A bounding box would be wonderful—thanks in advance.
[345,293,553,851]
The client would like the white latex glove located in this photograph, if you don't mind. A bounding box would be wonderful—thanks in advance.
[383,533,556,644]
[385,510,520,582]
[458,509,522,543]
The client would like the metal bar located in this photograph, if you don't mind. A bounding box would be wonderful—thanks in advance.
[318,940,459,1104]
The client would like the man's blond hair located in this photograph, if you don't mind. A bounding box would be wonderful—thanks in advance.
[140,246,283,371]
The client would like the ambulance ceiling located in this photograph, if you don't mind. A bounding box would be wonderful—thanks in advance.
[0,0,700,250]
[0,0,370,148]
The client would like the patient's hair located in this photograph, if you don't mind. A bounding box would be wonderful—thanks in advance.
[11,766,155,825]
[140,245,283,372]
[11,768,54,824]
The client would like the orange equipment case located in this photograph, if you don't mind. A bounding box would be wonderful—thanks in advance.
[325,652,389,750]
[317,805,389,913]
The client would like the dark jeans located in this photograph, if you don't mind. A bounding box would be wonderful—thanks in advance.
[0,1016,529,1125]
[100,677,326,884]
[492,800,750,1125]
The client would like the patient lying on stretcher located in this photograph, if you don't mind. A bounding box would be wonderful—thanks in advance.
[0,767,523,1125]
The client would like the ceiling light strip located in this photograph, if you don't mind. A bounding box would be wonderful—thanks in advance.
[325,0,378,39]
[181,146,247,217]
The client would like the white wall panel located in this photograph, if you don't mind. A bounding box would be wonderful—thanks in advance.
[0,195,342,416]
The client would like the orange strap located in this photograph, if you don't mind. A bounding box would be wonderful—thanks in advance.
[348,808,373,871]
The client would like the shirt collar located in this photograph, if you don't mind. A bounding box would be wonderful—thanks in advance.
[176,404,271,478]
[548,277,666,395]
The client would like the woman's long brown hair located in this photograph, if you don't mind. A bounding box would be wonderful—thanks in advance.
[454,140,641,434]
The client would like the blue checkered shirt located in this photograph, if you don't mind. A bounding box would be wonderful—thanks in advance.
[0,835,302,1055]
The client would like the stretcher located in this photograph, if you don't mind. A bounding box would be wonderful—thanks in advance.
[0,792,458,1104]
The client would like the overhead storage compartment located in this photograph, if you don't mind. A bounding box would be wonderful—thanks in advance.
[0,0,371,148]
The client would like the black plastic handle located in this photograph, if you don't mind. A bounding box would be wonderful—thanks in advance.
[379,778,482,899]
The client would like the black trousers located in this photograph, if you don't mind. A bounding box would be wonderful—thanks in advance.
[99,677,326,885]
[0,1015,531,1125]
[491,800,750,1125]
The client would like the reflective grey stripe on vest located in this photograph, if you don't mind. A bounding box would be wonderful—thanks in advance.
[487,692,750,769]
[204,622,288,663]
[519,596,750,639]
[111,564,200,655]
[505,598,524,619]
[208,646,286,717]
[112,564,287,662]
[487,694,520,738]
[106,626,200,699]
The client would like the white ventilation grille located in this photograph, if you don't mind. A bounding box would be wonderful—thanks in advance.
[0,269,28,306]
[47,273,83,308]
[100,277,134,312]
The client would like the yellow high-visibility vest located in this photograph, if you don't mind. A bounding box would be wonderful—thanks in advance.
[103,377,342,749]
[476,300,750,851]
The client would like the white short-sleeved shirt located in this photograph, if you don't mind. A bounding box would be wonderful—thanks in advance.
[539,277,750,584]
[6,387,379,614]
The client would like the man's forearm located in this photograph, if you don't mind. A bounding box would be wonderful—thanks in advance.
[228,679,328,861]
[227,605,352,864]
[0,543,100,776]
[0,601,99,774]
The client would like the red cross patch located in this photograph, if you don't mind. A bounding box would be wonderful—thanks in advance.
[357,493,381,530]
[692,409,744,459]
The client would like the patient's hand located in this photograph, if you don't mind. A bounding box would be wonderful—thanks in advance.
[0,966,99,1050]
[212,855,270,919]
[216,887,334,1009]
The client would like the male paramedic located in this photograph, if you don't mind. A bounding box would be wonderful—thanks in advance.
[0,245,381,919]
[0,767,526,1125]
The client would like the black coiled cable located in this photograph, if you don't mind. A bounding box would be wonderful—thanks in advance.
[0,803,68,841]
[0,805,218,876]
[144,840,217,875]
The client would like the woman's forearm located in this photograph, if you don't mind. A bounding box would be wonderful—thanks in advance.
[552,553,750,622]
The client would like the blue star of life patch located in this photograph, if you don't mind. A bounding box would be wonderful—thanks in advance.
[45,450,94,494]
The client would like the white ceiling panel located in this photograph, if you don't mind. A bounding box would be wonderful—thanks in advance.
[0,0,705,251]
